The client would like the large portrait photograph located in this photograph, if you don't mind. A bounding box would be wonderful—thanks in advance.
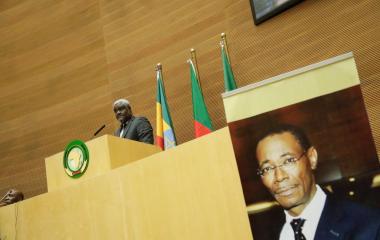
[224,54,380,239]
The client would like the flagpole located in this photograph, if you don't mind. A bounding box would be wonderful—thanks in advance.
[155,62,177,149]
[190,48,202,88]
[220,32,238,92]
[156,63,162,72]
[155,62,163,150]
[156,63,163,83]
[220,32,230,63]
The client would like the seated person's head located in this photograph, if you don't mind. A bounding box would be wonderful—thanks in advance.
[0,189,24,206]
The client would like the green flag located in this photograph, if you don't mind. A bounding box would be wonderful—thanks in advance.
[189,59,213,137]
[221,42,237,91]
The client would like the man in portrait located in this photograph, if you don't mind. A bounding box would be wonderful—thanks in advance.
[254,124,380,239]
[113,99,154,144]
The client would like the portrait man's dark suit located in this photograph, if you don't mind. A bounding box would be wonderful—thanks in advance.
[114,116,153,144]
[268,195,380,240]
[313,196,380,240]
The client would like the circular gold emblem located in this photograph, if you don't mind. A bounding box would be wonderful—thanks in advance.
[63,140,89,178]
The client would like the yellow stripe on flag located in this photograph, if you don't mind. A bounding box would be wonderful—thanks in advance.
[156,102,163,138]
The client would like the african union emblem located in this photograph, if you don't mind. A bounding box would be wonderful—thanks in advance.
[63,140,89,178]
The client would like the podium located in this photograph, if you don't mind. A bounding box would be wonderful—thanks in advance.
[0,128,253,240]
[45,135,161,192]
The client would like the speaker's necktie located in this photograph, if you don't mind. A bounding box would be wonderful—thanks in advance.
[119,123,126,137]
[290,218,306,240]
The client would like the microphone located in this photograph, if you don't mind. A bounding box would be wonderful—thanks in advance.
[93,124,106,137]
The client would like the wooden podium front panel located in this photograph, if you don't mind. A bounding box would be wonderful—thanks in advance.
[107,135,161,169]
[0,128,252,240]
[120,128,252,240]
[45,135,110,192]
[0,173,126,240]
[45,135,160,192]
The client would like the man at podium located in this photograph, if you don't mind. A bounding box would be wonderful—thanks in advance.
[113,99,154,144]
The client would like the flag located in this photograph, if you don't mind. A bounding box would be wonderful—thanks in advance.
[189,59,213,138]
[156,67,176,150]
[220,41,237,91]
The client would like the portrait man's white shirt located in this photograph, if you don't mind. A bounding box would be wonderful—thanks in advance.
[280,185,327,240]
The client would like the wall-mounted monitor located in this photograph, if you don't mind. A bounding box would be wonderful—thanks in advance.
[249,0,303,25]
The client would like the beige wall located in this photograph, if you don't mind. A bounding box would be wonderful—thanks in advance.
[1,0,380,198]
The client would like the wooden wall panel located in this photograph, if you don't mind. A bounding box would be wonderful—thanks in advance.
[100,0,380,154]
[227,0,380,157]
[99,0,229,142]
[1,0,380,198]
[0,0,113,198]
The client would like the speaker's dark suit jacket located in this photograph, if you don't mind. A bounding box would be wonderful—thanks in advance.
[114,116,154,144]
[271,196,380,240]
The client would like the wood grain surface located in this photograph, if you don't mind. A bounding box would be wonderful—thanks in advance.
[0,0,379,198]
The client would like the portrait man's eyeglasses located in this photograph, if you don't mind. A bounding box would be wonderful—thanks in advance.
[256,151,306,177]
